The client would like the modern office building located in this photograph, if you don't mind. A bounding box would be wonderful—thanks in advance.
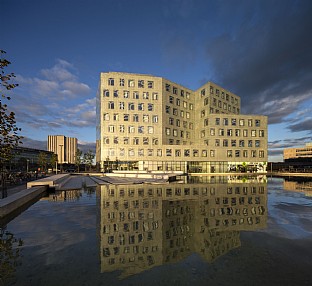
[96,72,268,173]
[47,135,77,164]
[284,142,312,160]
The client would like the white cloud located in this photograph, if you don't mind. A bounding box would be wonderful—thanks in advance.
[40,59,76,82]
[61,81,91,95]
[16,59,91,100]
[11,59,95,140]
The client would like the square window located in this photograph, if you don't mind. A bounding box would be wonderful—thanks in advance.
[128,103,135,110]
[103,89,109,97]
[128,80,135,87]
[143,92,149,99]
[143,114,149,122]
[108,78,114,86]
[108,102,114,109]
[138,126,144,133]
[124,114,129,121]
[148,126,154,134]
[133,114,139,122]
[103,113,110,120]
[148,81,154,88]
[138,80,144,88]
[133,91,139,99]
[148,103,153,111]
[175,149,181,157]
[152,93,158,100]
[138,103,144,111]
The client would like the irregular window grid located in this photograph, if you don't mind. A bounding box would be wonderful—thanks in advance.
[104,86,264,158]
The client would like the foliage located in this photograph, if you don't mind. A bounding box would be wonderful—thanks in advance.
[49,153,58,169]
[0,228,23,284]
[0,50,22,167]
[75,149,82,172]
[241,162,248,172]
[38,152,47,171]
[83,150,95,171]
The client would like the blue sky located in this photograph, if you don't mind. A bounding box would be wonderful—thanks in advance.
[2,0,312,160]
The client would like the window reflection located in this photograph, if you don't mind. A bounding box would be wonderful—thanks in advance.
[98,177,267,278]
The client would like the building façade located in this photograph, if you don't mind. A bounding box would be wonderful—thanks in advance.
[96,72,268,173]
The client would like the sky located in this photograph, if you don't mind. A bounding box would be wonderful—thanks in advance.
[2,0,312,160]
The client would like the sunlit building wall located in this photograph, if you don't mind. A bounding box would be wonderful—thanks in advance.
[96,72,268,173]
[284,142,312,160]
[47,135,77,164]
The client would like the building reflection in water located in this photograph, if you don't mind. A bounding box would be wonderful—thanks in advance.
[97,176,268,278]
[283,178,312,197]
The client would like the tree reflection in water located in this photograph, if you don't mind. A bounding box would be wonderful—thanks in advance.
[0,228,23,285]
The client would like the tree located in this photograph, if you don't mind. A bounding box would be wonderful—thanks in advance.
[0,50,22,168]
[74,148,82,172]
[38,152,47,172]
[83,150,95,172]
[49,153,58,172]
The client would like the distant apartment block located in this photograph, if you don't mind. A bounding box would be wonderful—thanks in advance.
[96,72,268,173]
[284,142,312,160]
[47,135,77,164]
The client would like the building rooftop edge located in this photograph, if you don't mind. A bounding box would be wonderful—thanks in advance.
[100,71,236,94]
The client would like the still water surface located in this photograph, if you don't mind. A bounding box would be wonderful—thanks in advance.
[1,176,312,286]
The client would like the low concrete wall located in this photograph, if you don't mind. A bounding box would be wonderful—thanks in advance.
[27,174,70,189]
[0,185,47,219]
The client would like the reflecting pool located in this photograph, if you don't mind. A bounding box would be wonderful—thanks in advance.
[1,176,312,286]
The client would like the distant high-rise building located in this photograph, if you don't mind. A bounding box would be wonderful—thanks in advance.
[96,72,268,173]
[47,135,77,164]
